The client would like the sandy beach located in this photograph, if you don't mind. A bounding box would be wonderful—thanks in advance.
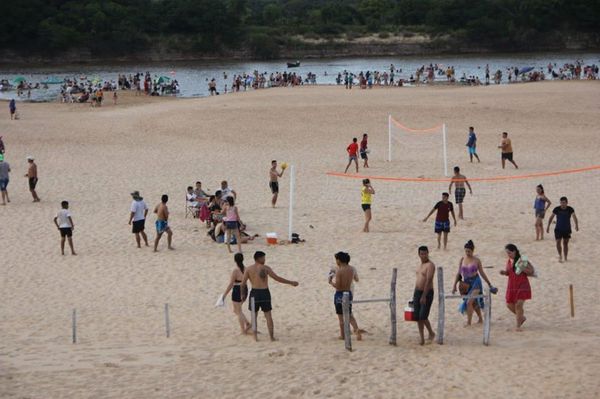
[1,81,600,398]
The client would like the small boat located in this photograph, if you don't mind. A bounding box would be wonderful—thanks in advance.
[287,61,300,68]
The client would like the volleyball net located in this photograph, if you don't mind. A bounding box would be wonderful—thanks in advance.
[387,115,448,176]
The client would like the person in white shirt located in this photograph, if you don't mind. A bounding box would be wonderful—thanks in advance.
[128,191,149,248]
[220,180,237,200]
[53,200,76,255]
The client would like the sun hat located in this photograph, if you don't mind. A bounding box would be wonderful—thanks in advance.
[26,155,34,161]
[130,190,143,200]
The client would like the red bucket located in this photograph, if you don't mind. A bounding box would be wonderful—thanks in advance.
[404,305,415,322]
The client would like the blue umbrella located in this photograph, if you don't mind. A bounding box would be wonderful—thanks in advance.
[518,67,535,75]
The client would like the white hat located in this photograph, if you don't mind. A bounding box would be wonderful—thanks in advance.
[26,155,34,161]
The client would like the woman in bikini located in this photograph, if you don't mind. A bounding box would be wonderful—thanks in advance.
[533,184,551,241]
[222,253,251,334]
[452,240,495,326]
[222,196,242,254]
[500,244,534,331]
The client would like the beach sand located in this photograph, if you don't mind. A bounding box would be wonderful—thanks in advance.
[1,82,599,398]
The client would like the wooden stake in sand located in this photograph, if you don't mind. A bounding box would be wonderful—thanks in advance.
[72,309,77,344]
[342,292,352,352]
[569,284,575,318]
[164,303,170,338]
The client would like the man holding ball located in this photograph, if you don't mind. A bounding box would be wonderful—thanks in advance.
[269,160,286,208]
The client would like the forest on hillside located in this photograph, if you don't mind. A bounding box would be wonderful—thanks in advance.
[2,0,599,58]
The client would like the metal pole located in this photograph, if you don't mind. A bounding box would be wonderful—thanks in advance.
[388,115,392,162]
[442,123,448,176]
[569,284,575,317]
[164,303,170,338]
[288,165,295,242]
[483,288,491,346]
[342,292,352,351]
[436,267,445,344]
[389,268,398,346]
[72,309,77,344]
[251,296,258,341]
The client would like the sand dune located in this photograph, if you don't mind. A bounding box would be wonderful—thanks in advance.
[1,82,600,398]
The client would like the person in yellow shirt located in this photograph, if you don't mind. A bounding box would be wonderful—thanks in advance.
[498,131,519,169]
[361,178,375,232]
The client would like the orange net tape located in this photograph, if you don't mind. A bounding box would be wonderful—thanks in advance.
[390,116,444,133]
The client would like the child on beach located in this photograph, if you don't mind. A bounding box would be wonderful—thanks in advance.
[466,127,480,163]
[153,194,174,252]
[422,193,457,250]
[53,201,76,255]
[344,138,359,174]
[361,179,374,232]
[329,252,362,341]
[223,197,242,254]
[413,246,435,345]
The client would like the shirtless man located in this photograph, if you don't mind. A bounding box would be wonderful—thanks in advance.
[448,166,472,220]
[153,194,174,252]
[24,156,40,202]
[414,246,436,345]
[328,252,362,341]
[269,160,284,208]
[241,251,298,341]
[498,132,518,169]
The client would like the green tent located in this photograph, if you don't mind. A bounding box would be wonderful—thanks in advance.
[13,76,26,84]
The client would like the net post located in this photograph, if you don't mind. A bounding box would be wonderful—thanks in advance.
[342,292,352,351]
[251,296,258,341]
[388,115,392,162]
[389,268,398,346]
[436,267,445,344]
[483,288,491,346]
[288,165,295,242]
[72,308,77,344]
[164,303,170,338]
[442,123,448,176]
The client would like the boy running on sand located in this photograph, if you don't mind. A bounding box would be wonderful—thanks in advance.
[344,138,359,174]
[154,194,174,252]
[329,252,362,341]
[423,193,457,250]
[414,246,435,345]
[53,201,76,255]
[448,166,472,220]
[242,251,298,341]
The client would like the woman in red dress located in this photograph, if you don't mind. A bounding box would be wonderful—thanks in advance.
[500,244,534,331]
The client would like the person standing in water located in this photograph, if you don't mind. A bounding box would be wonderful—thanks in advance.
[361,178,375,232]
[329,251,362,341]
[242,251,299,341]
[413,246,436,345]
[221,253,251,335]
[533,184,551,241]
[269,160,285,208]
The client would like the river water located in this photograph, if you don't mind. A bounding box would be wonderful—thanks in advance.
[1,52,598,102]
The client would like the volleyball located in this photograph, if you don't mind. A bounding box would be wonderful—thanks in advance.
[281,162,288,170]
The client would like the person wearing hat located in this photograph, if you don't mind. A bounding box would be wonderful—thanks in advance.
[24,156,40,202]
[0,154,10,205]
[128,191,149,248]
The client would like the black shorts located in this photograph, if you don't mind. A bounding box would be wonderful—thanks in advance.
[28,177,38,190]
[454,187,466,204]
[269,181,279,194]
[361,203,371,211]
[225,221,239,230]
[334,290,353,315]
[232,284,247,303]
[249,288,272,312]
[554,229,571,240]
[502,152,513,161]
[60,227,73,237]
[360,150,368,160]
[413,289,434,321]
[132,219,145,233]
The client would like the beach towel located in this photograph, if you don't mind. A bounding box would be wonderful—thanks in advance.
[215,294,225,307]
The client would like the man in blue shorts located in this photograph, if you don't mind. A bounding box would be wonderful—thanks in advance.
[0,154,10,205]
[546,197,579,263]
[423,192,457,250]
[466,127,480,163]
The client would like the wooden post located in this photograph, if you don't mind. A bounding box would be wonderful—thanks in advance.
[251,296,258,341]
[342,292,352,351]
[389,268,398,346]
[436,267,445,345]
[164,303,170,338]
[569,284,575,318]
[483,288,491,346]
[72,309,77,344]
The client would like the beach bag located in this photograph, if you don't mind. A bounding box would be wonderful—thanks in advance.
[199,204,210,222]
[515,255,538,277]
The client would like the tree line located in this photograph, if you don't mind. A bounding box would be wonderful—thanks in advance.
[2,0,599,58]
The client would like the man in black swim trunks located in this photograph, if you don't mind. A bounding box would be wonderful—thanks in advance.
[414,246,436,345]
[269,160,285,208]
[546,196,579,263]
[241,251,299,341]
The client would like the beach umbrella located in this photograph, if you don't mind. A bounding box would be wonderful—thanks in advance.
[13,76,26,83]
[157,76,171,84]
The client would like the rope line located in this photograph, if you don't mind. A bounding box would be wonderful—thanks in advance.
[390,116,444,133]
